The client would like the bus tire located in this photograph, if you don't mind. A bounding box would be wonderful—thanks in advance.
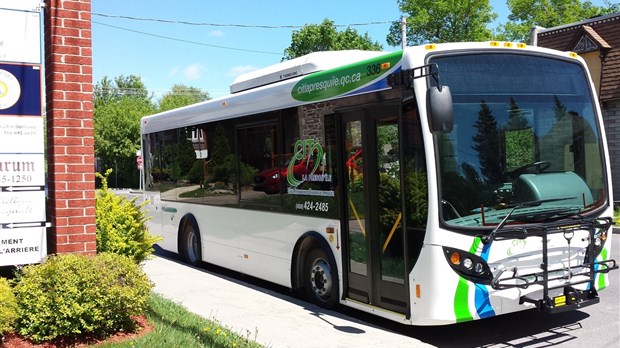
[181,218,202,266]
[303,247,338,308]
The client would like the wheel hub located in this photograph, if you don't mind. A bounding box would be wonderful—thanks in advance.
[186,230,199,262]
[310,258,332,299]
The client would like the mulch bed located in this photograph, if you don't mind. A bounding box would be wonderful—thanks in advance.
[1,316,153,347]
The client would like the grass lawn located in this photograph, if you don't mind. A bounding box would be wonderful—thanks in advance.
[97,293,263,348]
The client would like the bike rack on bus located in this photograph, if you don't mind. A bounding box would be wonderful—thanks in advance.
[487,216,618,313]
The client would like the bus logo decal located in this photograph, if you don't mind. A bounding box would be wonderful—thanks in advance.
[287,138,323,188]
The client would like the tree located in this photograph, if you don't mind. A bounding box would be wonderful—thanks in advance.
[158,84,210,112]
[387,0,497,47]
[207,124,236,185]
[94,75,150,107]
[472,100,503,184]
[94,75,155,188]
[283,19,383,60]
[501,0,618,42]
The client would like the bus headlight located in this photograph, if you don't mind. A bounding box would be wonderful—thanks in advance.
[443,247,493,284]
[463,258,473,270]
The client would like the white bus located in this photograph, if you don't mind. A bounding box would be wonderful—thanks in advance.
[140,42,617,325]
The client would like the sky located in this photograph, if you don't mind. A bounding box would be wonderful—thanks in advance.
[91,0,613,100]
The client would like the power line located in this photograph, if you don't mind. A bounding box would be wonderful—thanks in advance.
[92,13,397,56]
[92,21,283,55]
[91,12,396,29]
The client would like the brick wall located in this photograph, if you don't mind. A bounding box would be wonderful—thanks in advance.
[44,0,96,254]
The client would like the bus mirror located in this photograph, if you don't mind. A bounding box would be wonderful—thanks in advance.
[427,86,453,133]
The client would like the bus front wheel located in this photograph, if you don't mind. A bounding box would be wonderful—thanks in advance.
[304,248,338,308]
[181,219,202,266]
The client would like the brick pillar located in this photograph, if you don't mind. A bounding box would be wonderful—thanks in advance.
[44,0,96,254]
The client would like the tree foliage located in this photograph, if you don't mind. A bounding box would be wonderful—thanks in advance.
[283,19,383,60]
[501,0,618,42]
[387,0,497,46]
[158,84,210,112]
[94,75,154,188]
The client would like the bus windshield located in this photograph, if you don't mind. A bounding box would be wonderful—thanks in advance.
[430,53,607,228]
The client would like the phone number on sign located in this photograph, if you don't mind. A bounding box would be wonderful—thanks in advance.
[296,201,329,212]
[0,175,33,185]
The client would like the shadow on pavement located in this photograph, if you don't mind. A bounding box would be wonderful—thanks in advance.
[401,309,588,347]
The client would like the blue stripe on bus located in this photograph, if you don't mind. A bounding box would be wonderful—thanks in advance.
[474,242,496,318]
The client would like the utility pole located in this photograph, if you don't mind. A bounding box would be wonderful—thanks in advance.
[401,16,407,49]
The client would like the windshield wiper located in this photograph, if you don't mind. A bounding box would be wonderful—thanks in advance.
[481,196,577,244]
[509,206,581,223]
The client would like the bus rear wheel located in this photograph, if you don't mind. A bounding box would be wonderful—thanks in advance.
[181,219,202,266]
[304,248,338,308]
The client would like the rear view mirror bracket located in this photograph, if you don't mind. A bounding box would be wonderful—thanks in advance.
[388,63,453,133]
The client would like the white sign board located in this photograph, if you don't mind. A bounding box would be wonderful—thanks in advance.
[0,1,42,64]
[0,226,46,266]
[0,0,46,266]
[0,153,45,187]
[0,116,44,153]
[0,190,46,223]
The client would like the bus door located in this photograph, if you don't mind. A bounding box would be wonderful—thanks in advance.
[340,104,408,315]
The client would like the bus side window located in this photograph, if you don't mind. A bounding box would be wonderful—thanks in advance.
[202,121,238,205]
[143,134,155,190]
[238,122,279,203]
[150,130,175,193]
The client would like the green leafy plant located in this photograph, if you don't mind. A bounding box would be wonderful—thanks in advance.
[614,204,619,225]
[96,169,161,264]
[0,277,17,335]
[186,159,206,185]
[13,253,153,343]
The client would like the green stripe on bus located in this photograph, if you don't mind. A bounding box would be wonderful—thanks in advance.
[597,248,608,290]
[291,51,403,102]
[469,236,482,254]
[454,277,473,322]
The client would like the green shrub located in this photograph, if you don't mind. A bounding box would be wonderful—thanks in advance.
[13,253,153,343]
[0,277,17,335]
[96,169,161,263]
[186,159,206,185]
